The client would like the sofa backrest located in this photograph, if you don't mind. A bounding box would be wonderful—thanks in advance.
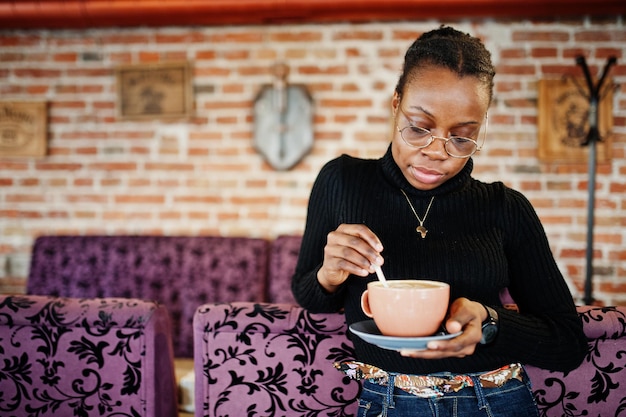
[27,235,269,358]
[193,301,360,416]
[0,294,177,417]
[267,234,302,304]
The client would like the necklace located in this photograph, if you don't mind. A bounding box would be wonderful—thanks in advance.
[400,189,435,238]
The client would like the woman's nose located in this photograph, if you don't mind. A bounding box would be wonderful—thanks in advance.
[421,136,449,159]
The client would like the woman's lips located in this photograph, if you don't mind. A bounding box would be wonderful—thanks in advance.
[410,166,444,185]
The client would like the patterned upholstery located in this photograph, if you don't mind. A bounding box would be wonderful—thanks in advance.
[194,302,626,417]
[527,305,626,417]
[23,234,626,415]
[193,302,360,417]
[0,294,177,417]
[27,235,270,358]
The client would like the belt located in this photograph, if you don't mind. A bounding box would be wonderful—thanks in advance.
[334,361,524,399]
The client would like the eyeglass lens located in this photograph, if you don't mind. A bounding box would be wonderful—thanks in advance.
[400,127,478,157]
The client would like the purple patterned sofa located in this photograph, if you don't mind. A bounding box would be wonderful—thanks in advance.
[193,302,626,417]
[26,235,270,359]
[194,235,626,417]
[0,293,177,417]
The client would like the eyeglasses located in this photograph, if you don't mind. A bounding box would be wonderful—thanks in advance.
[396,107,487,158]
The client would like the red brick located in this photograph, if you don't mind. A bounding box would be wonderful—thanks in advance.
[391,30,423,41]
[65,194,108,204]
[6,194,46,203]
[496,65,536,76]
[14,68,62,78]
[101,34,152,44]
[174,196,222,204]
[0,210,42,218]
[574,31,621,42]
[66,68,111,77]
[139,52,160,63]
[512,31,569,42]
[0,35,41,47]
[195,50,217,60]
[114,195,165,204]
[270,31,323,42]
[298,65,349,75]
[88,162,137,171]
[208,33,263,43]
[599,282,626,293]
[333,31,383,41]
[500,48,527,59]
[35,163,82,171]
[531,48,558,58]
[53,53,77,62]
[319,98,372,108]
[145,162,194,171]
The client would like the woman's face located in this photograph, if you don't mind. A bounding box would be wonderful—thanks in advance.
[391,65,490,191]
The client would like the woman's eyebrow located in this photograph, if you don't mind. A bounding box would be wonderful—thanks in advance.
[405,105,432,117]
[406,105,481,127]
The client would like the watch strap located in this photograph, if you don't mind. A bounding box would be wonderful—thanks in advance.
[479,305,499,345]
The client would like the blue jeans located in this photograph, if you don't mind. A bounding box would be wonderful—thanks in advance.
[356,372,539,417]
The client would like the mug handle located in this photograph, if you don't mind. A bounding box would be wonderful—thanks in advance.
[360,290,374,318]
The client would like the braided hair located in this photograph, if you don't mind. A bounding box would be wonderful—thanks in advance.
[395,26,496,104]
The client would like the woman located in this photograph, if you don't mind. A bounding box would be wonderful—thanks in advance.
[291,26,587,417]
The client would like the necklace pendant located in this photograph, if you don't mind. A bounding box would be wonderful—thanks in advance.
[416,225,428,238]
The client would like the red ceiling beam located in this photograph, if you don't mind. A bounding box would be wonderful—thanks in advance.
[0,0,624,29]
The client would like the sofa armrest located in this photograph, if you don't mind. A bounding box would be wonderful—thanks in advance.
[527,305,626,417]
[193,302,360,417]
[0,294,177,417]
[577,305,626,339]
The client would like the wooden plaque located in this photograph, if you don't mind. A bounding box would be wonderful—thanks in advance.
[116,62,192,120]
[0,101,47,158]
[538,78,613,163]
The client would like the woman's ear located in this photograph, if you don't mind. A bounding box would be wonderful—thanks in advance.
[391,92,400,115]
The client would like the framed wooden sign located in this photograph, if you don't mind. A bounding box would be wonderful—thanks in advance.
[116,62,192,120]
[538,78,613,163]
[0,101,47,158]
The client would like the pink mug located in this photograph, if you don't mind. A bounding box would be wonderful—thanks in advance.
[361,280,450,337]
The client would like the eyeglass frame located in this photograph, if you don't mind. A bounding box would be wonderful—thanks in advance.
[395,106,488,159]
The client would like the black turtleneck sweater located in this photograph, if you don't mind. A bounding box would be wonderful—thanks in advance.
[291,146,587,375]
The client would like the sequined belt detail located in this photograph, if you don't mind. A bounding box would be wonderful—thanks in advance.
[334,361,524,398]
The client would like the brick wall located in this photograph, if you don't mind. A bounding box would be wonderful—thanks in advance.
[1,18,625,305]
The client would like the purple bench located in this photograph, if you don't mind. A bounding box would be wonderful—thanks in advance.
[0,294,177,417]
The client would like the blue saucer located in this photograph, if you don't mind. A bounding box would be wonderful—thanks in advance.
[349,320,462,351]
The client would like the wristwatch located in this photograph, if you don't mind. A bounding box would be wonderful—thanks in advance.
[479,305,499,345]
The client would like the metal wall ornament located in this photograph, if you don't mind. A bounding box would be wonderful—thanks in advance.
[253,62,314,171]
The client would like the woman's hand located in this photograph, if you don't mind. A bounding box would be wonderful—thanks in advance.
[317,224,384,293]
[399,298,488,359]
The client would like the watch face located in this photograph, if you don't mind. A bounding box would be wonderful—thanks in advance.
[481,324,498,344]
